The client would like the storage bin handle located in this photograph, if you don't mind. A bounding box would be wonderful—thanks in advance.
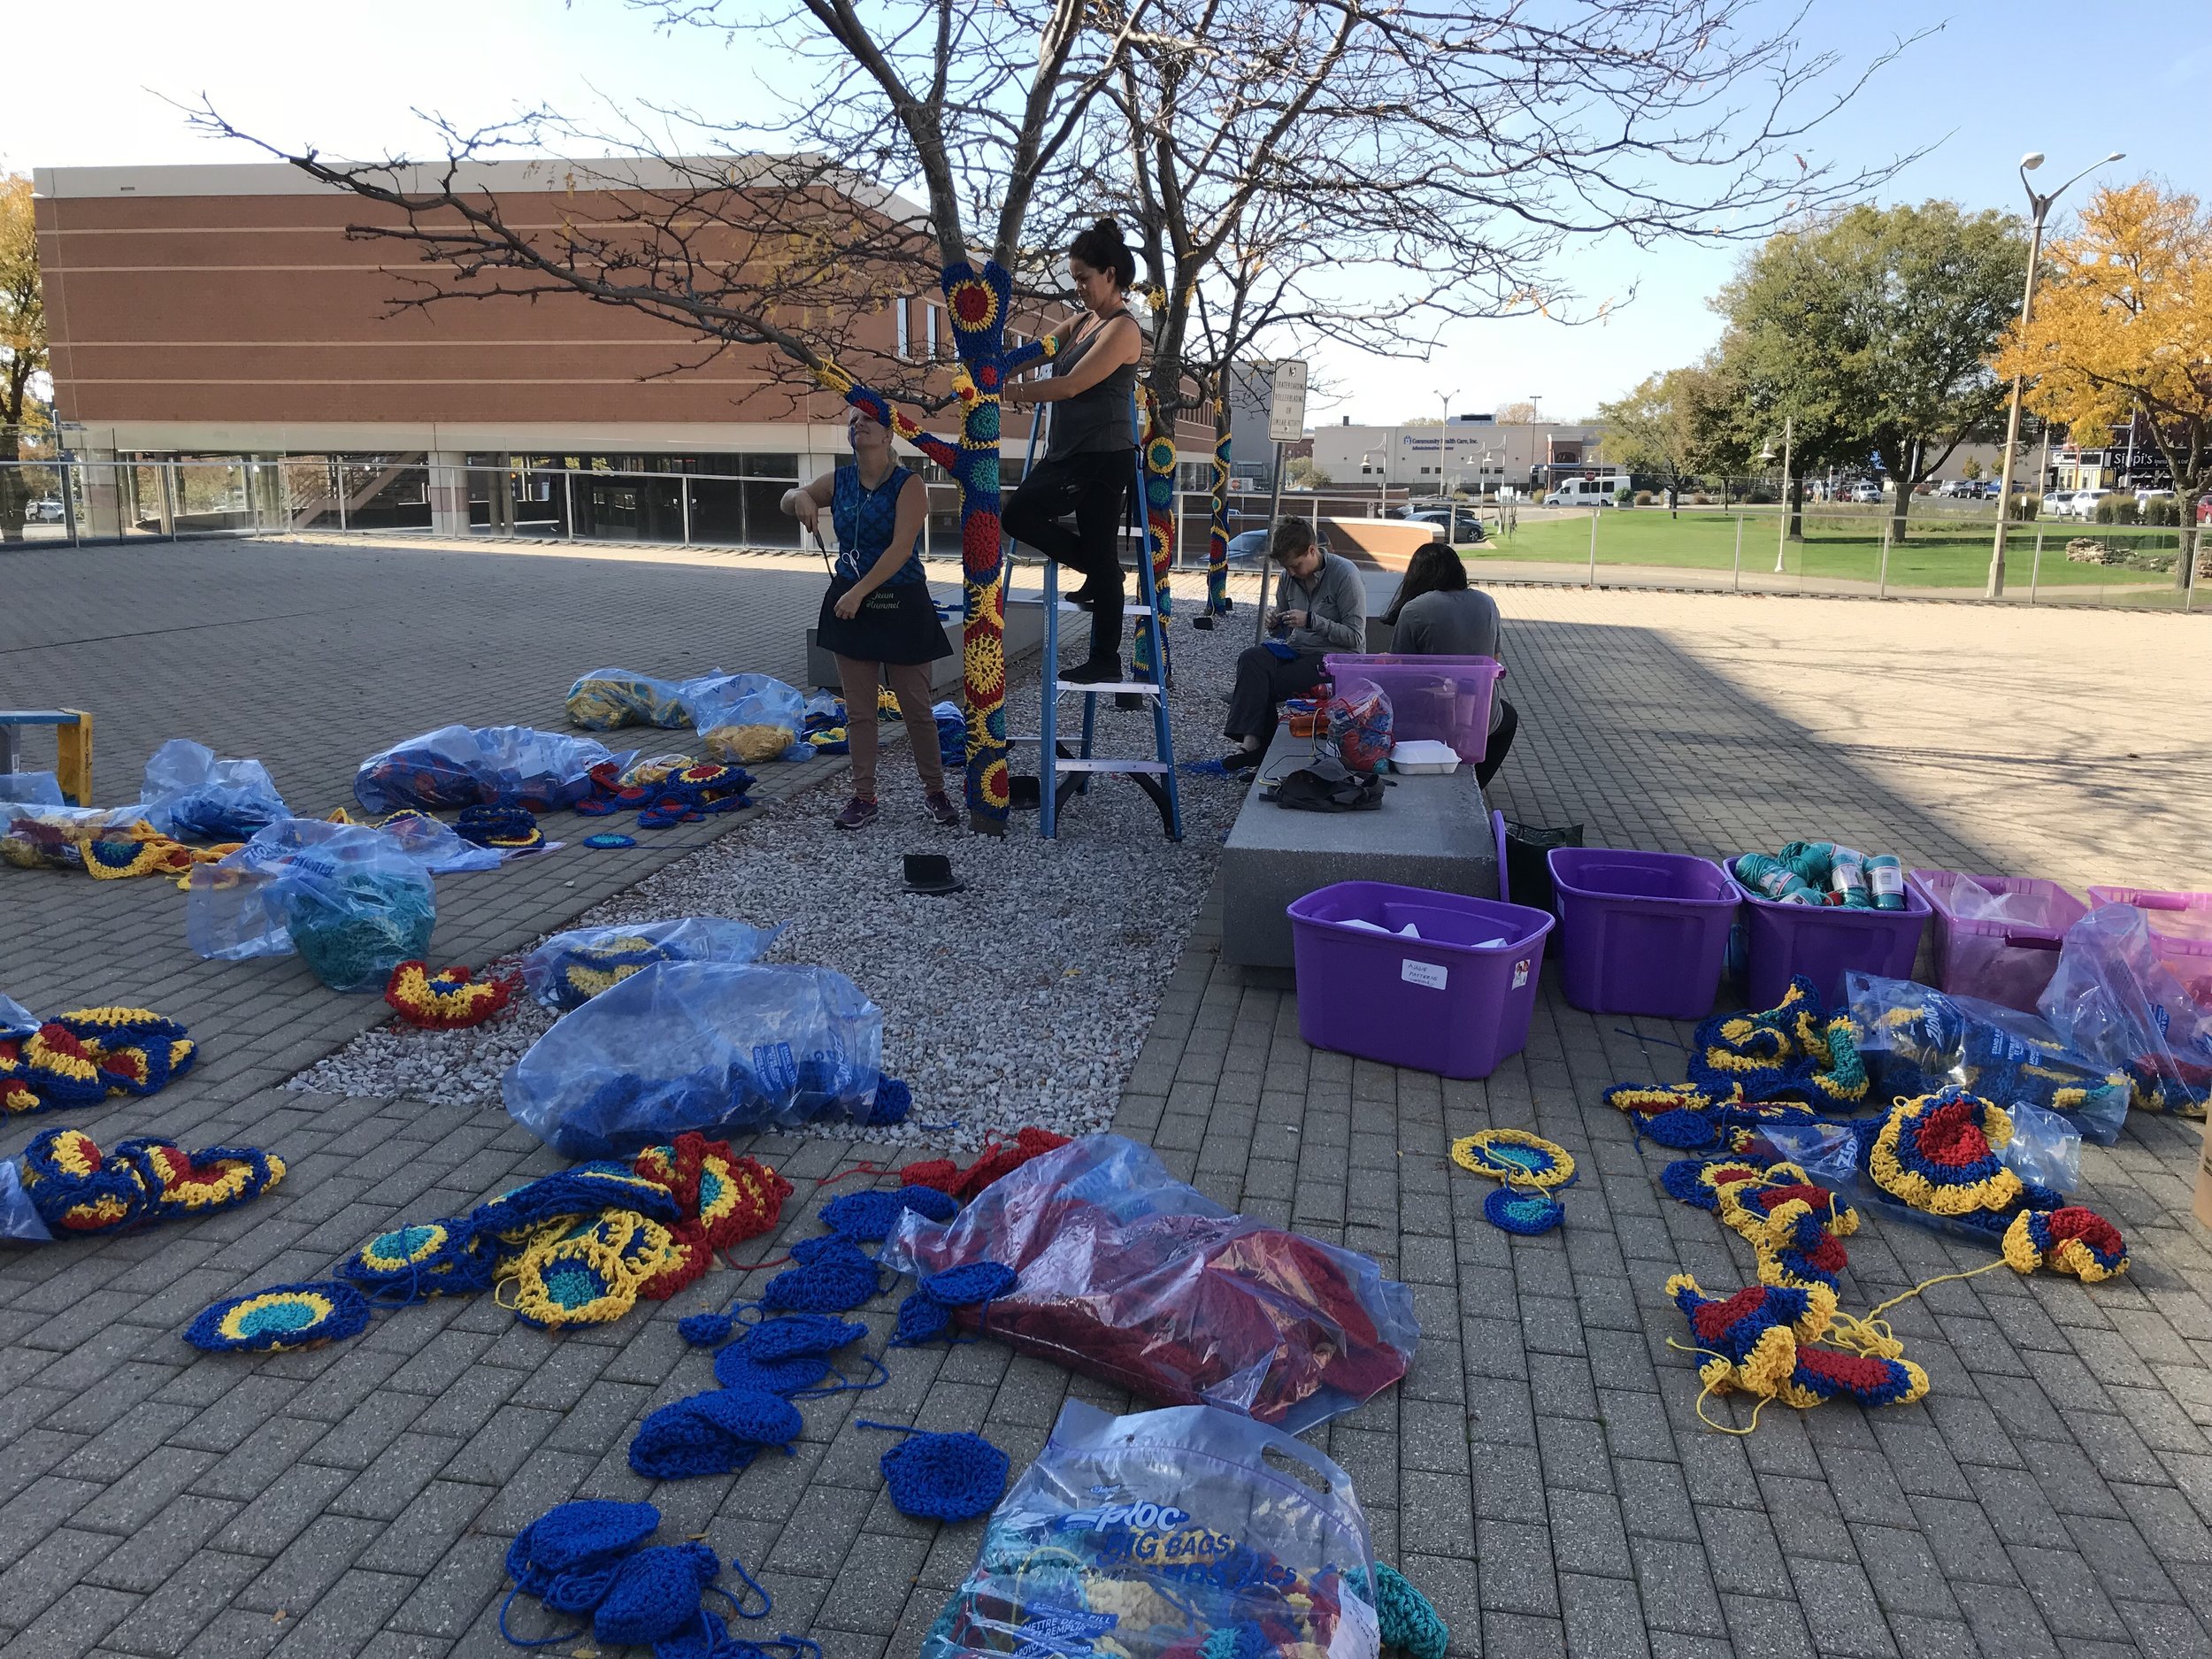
[2002,932,2063,950]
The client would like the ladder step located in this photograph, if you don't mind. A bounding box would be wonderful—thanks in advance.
[1053,680,1162,696]
[1051,757,1170,775]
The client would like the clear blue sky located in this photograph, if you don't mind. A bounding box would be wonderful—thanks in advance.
[7,0,2203,425]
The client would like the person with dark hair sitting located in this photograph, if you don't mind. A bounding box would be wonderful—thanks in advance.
[1381,541,1518,787]
[1221,518,1366,771]
[1002,218,1146,685]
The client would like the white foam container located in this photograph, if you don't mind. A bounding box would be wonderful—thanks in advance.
[1388,739,1463,774]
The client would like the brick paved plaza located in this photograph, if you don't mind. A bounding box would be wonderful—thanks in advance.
[3,536,2212,1659]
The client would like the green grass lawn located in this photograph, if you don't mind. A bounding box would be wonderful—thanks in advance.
[1467,508,2185,590]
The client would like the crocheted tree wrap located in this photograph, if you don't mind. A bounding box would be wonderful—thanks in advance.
[899,1127,1070,1202]
[186,1280,370,1353]
[1345,1563,1447,1659]
[628,1386,803,1479]
[1449,1129,1577,1190]
[21,1127,283,1234]
[2003,1206,2130,1282]
[1130,385,1178,684]
[1205,401,1233,616]
[1868,1089,2023,1216]
[816,260,1048,827]
[382,960,516,1029]
[859,1421,1010,1522]
[1676,975,1869,1109]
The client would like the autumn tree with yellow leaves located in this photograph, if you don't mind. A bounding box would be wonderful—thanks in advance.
[0,173,49,542]
[1996,181,2212,588]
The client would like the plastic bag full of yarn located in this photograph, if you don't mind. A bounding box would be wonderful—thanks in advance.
[352,724,624,813]
[1315,686,1394,775]
[690,673,810,764]
[519,917,787,1011]
[502,959,885,1157]
[138,739,289,841]
[921,1398,1382,1659]
[565,665,736,732]
[880,1133,1417,1432]
[2038,904,2212,1118]
[1847,971,2132,1144]
[275,832,437,993]
[188,817,486,964]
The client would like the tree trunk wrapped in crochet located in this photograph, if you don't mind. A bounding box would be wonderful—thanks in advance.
[1206,398,1233,617]
[816,260,1052,834]
[1129,385,1178,684]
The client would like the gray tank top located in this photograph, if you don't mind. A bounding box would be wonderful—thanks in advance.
[1045,310,1137,457]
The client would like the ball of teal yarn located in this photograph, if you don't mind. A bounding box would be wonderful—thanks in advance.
[284,869,435,993]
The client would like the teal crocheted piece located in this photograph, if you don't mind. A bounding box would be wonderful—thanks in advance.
[1347,1563,1448,1659]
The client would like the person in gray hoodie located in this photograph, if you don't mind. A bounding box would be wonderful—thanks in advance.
[1222,518,1365,770]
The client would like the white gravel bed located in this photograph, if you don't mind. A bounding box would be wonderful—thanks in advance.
[290,574,1263,1148]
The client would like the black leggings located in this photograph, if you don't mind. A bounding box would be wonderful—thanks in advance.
[1002,449,1134,659]
[1476,698,1517,788]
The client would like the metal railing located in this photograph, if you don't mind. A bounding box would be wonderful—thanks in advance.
[1,458,2197,611]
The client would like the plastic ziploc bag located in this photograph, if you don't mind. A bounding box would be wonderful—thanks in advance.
[0,994,37,1040]
[501,959,886,1157]
[923,1399,1379,1659]
[0,1162,52,1245]
[352,725,626,813]
[690,673,810,764]
[565,666,731,731]
[881,1133,1419,1432]
[0,772,65,808]
[187,817,461,964]
[139,738,289,841]
[1847,971,2131,1145]
[2039,903,2212,1117]
[520,917,787,1010]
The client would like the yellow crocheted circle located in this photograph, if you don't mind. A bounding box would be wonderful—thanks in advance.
[1449,1129,1576,1190]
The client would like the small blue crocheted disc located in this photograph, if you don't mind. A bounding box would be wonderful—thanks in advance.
[733,1313,868,1362]
[628,1388,803,1479]
[1483,1187,1565,1235]
[505,1499,662,1593]
[877,1429,1010,1522]
[1644,1108,1718,1149]
[713,1348,835,1396]
[891,1291,952,1347]
[593,1540,720,1645]
[818,1184,958,1242]
[581,833,638,849]
[918,1261,1017,1306]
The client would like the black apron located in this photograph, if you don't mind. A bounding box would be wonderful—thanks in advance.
[816,576,954,665]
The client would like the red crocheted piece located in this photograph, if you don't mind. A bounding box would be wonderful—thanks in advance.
[632,1134,791,1249]
[1793,1345,1904,1396]
[1912,1096,1994,1168]
[2043,1205,2124,1256]
[1692,1285,1778,1347]
[900,1127,1071,1202]
[927,1185,1406,1425]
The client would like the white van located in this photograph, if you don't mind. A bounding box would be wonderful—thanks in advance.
[1544,476,1626,506]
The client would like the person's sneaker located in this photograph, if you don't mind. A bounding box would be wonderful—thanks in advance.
[833,796,879,830]
[1061,657,1122,686]
[922,790,960,826]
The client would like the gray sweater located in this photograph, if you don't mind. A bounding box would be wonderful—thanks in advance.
[1277,553,1367,654]
[1392,588,1501,658]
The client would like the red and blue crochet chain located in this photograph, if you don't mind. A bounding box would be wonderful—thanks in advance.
[816,259,1045,832]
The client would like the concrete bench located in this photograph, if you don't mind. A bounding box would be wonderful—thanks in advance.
[1220,726,1500,971]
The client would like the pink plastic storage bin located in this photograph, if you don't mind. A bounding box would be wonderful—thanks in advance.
[1908,870,2088,1015]
[2087,887,2212,1008]
[1288,881,1554,1079]
[1321,655,1504,764]
[1550,849,1738,1020]
[1727,870,1930,1011]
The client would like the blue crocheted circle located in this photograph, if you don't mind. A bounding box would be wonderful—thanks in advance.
[862,1424,1010,1522]
[506,1500,662,1594]
[759,1254,879,1314]
[628,1388,803,1480]
[678,1312,735,1348]
[713,1347,836,1396]
[864,1077,915,1125]
[918,1261,1016,1307]
[733,1314,868,1363]
[1483,1187,1565,1235]
[818,1185,958,1242]
[1643,1108,1718,1149]
[581,833,638,849]
[891,1291,952,1347]
[594,1541,721,1644]
[185,1280,371,1353]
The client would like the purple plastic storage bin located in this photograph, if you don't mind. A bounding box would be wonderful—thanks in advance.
[1321,655,1503,764]
[1909,870,2087,1015]
[1727,870,1930,1011]
[2086,886,2212,1009]
[1288,880,1554,1079]
[1550,849,1738,1020]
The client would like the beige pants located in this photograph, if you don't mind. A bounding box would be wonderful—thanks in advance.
[835,657,948,800]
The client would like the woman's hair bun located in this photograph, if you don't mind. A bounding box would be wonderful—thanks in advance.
[1090,217,1125,245]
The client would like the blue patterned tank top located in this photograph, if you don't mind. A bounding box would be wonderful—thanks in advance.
[832,464,923,587]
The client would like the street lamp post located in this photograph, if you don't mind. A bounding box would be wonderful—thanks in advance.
[1761,416,1793,572]
[1986,148,2124,598]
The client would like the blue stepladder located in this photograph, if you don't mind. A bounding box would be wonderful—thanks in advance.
[1029,387,1181,841]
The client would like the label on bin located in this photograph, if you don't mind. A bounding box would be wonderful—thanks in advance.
[1401,958,1448,990]
[1512,958,1532,988]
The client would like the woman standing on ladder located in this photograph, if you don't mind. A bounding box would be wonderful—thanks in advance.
[1002,218,1145,686]
[783,405,959,831]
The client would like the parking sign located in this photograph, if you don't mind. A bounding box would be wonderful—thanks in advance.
[1267,360,1308,442]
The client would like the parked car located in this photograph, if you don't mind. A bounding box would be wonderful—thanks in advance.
[2041,490,2075,517]
[1407,506,1488,544]
[1847,480,1883,503]
[1223,527,1333,564]
[1933,479,1978,499]
[25,497,64,523]
[2198,494,2212,526]
[2069,488,2112,520]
